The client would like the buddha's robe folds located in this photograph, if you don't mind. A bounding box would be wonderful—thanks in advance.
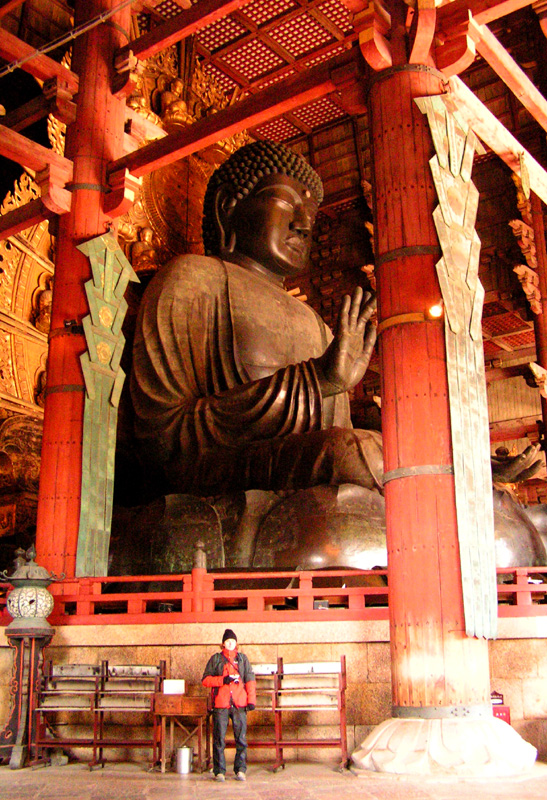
[131,255,382,495]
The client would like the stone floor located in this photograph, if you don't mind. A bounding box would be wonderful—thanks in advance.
[0,760,547,800]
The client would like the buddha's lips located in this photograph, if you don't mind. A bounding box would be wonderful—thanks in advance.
[285,236,306,252]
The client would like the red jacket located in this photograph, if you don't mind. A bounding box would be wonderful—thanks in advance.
[202,648,256,709]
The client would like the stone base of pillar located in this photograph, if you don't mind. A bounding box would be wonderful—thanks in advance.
[352,717,537,777]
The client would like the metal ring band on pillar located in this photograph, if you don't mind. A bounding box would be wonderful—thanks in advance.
[382,464,454,485]
[377,313,426,335]
[393,704,492,719]
[377,244,441,266]
[370,63,446,89]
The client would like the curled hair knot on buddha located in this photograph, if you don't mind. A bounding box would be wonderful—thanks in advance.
[202,140,324,256]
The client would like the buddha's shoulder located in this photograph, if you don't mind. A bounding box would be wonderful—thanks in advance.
[155,254,226,285]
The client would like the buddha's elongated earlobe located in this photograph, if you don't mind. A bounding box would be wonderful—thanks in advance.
[214,185,238,257]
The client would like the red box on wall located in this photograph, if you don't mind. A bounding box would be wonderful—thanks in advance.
[493,705,511,724]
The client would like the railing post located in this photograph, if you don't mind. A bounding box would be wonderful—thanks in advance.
[76,578,93,616]
[247,594,265,613]
[182,574,193,612]
[515,568,533,606]
[191,541,207,613]
[297,573,314,612]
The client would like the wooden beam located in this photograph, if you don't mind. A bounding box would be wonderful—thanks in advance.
[438,0,535,29]
[485,363,531,382]
[2,78,77,132]
[0,124,73,181]
[442,77,547,205]
[435,0,535,74]
[0,28,79,94]
[108,50,359,179]
[469,17,547,133]
[117,0,249,62]
[0,199,56,239]
[489,416,540,442]
[2,94,51,132]
[0,0,25,19]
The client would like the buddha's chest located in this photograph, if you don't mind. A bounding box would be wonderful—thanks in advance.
[227,266,327,381]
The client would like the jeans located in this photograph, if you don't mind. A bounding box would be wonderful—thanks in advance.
[213,706,247,775]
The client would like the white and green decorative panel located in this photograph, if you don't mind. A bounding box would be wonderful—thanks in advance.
[76,233,139,577]
[416,95,497,639]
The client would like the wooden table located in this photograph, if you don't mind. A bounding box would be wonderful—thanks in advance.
[154,694,210,773]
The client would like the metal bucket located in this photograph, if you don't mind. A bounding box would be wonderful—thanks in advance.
[176,746,193,774]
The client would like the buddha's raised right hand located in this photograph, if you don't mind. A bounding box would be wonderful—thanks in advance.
[314,287,377,398]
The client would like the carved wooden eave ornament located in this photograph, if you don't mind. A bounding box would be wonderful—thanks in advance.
[529,361,547,397]
[0,126,73,238]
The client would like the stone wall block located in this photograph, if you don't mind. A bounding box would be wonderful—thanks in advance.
[279,642,335,663]
[170,644,211,687]
[366,642,390,682]
[490,639,538,679]
[521,677,547,718]
[350,682,391,726]
[344,643,368,684]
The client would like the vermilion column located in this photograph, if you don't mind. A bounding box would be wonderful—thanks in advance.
[373,66,491,713]
[531,193,547,433]
[352,62,536,775]
[35,0,131,577]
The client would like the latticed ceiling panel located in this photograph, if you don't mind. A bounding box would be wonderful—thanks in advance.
[292,96,346,129]
[304,42,346,68]
[154,0,190,19]
[267,14,335,58]
[482,312,531,338]
[135,0,358,141]
[242,0,298,26]
[317,0,353,34]
[198,15,249,53]
[483,340,506,359]
[482,300,512,318]
[498,330,536,349]
[253,117,302,141]
[202,62,239,93]
[221,38,286,82]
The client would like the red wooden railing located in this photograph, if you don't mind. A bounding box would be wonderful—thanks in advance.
[0,566,545,626]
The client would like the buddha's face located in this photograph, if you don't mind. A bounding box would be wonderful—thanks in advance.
[226,173,319,281]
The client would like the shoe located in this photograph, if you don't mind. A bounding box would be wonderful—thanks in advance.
[235,772,246,781]
[215,773,226,781]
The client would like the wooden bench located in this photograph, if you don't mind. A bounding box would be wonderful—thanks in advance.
[225,656,348,771]
[33,660,165,768]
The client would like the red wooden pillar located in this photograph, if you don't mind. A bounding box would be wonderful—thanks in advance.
[531,193,547,434]
[35,0,130,577]
[373,65,491,712]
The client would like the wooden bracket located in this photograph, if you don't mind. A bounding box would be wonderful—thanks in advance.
[35,163,72,216]
[112,50,142,99]
[514,264,542,314]
[42,76,77,125]
[104,168,142,217]
[0,143,73,239]
[355,1,392,71]
[330,59,368,115]
[435,9,476,76]
[1,76,76,133]
[533,0,547,38]
[409,0,437,64]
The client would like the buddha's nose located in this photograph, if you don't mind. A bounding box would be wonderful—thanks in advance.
[290,206,312,236]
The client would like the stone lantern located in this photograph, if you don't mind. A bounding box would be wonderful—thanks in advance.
[5,546,56,634]
[0,546,60,768]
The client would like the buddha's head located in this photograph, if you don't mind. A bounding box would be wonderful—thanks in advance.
[202,141,323,282]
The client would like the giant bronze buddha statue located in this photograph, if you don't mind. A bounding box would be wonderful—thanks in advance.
[128,140,546,573]
[131,141,381,498]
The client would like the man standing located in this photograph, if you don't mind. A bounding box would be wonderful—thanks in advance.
[202,629,256,781]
